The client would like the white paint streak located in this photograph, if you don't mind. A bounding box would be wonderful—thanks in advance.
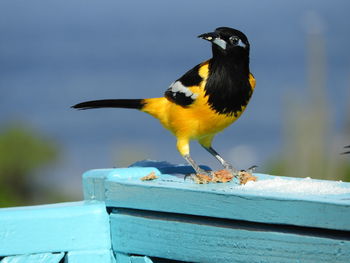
[241,177,350,195]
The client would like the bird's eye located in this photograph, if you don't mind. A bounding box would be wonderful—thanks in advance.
[229,36,239,45]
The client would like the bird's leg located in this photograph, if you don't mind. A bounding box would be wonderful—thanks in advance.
[199,136,257,177]
[202,146,239,176]
[183,154,213,183]
[199,136,238,176]
[177,137,212,183]
[201,144,258,184]
[183,154,210,175]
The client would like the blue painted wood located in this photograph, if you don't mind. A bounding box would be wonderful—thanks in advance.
[110,209,350,263]
[114,253,130,263]
[129,256,153,263]
[114,253,154,263]
[0,201,110,257]
[82,161,350,231]
[83,169,117,201]
[64,249,116,263]
[0,252,64,263]
[83,161,210,201]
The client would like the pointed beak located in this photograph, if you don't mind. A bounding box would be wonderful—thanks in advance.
[198,32,219,42]
[198,32,227,50]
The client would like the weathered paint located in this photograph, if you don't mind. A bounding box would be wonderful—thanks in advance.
[110,209,350,263]
[82,161,350,231]
[64,249,116,263]
[0,201,110,257]
[114,253,153,263]
[1,161,349,262]
[0,252,64,263]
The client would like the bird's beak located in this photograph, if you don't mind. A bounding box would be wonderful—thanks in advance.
[198,32,227,50]
[198,32,219,42]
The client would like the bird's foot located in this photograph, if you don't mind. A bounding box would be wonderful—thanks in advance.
[193,169,235,184]
[184,168,213,184]
[194,173,213,184]
[237,165,258,185]
[223,164,258,184]
[223,163,240,177]
[193,169,214,184]
[211,169,234,183]
[187,166,258,184]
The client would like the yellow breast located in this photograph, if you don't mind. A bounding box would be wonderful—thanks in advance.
[142,64,256,141]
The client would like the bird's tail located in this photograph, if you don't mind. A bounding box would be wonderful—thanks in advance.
[72,97,169,123]
[72,99,145,110]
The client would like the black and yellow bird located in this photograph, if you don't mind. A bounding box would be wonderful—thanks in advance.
[72,27,256,179]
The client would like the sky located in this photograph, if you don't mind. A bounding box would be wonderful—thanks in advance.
[1,0,350,197]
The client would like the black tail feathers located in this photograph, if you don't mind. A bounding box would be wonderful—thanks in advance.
[72,99,145,110]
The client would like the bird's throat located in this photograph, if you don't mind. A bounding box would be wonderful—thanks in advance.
[204,54,252,116]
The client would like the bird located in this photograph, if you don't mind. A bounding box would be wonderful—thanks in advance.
[343,145,350,154]
[72,27,256,181]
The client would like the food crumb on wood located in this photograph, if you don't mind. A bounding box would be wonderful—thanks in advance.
[193,173,212,184]
[191,169,258,184]
[193,170,233,184]
[140,171,158,181]
[212,169,234,183]
[238,170,258,185]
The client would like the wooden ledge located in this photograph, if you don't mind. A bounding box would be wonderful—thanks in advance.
[83,161,350,231]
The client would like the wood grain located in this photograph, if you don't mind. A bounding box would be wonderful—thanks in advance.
[111,209,350,263]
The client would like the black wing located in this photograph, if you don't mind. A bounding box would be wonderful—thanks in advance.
[164,64,203,107]
[343,145,350,154]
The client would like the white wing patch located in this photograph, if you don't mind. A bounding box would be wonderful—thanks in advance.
[170,81,198,100]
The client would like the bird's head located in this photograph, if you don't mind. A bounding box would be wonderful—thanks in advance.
[198,27,249,57]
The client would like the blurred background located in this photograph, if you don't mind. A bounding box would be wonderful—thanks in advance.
[1,0,350,207]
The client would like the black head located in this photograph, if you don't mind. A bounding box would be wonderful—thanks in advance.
[198,27,250,57]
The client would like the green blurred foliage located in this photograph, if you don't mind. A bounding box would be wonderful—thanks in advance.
[266,158,350,182]
[265,15,350,182]
[0,123,61,207]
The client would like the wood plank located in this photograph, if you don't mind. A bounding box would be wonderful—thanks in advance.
[64,249,115,263]
[0,201,110,257]
[115,252,153,263]
[0,252,64,263]
[83,169,115,201]
[129,255,153,263]
[114,253,155,263]
[82,161,350,231]
[114,253,131,263]
[110,209,350,263]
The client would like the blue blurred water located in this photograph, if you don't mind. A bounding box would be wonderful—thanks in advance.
[1,0,349,194]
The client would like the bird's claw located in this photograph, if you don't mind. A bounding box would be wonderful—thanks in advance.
[184,169,213,184]
[223,164,239,176]
[186,165,258,185]
[224,164,258,184]
[193,171,214,184]
[237,165,258,185]
[193,170,234,184]
[246,165,258,174]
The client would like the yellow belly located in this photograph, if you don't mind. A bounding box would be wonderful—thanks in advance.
[142,95,243,141]
[167,100,238,139]
[142,72,255,141]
